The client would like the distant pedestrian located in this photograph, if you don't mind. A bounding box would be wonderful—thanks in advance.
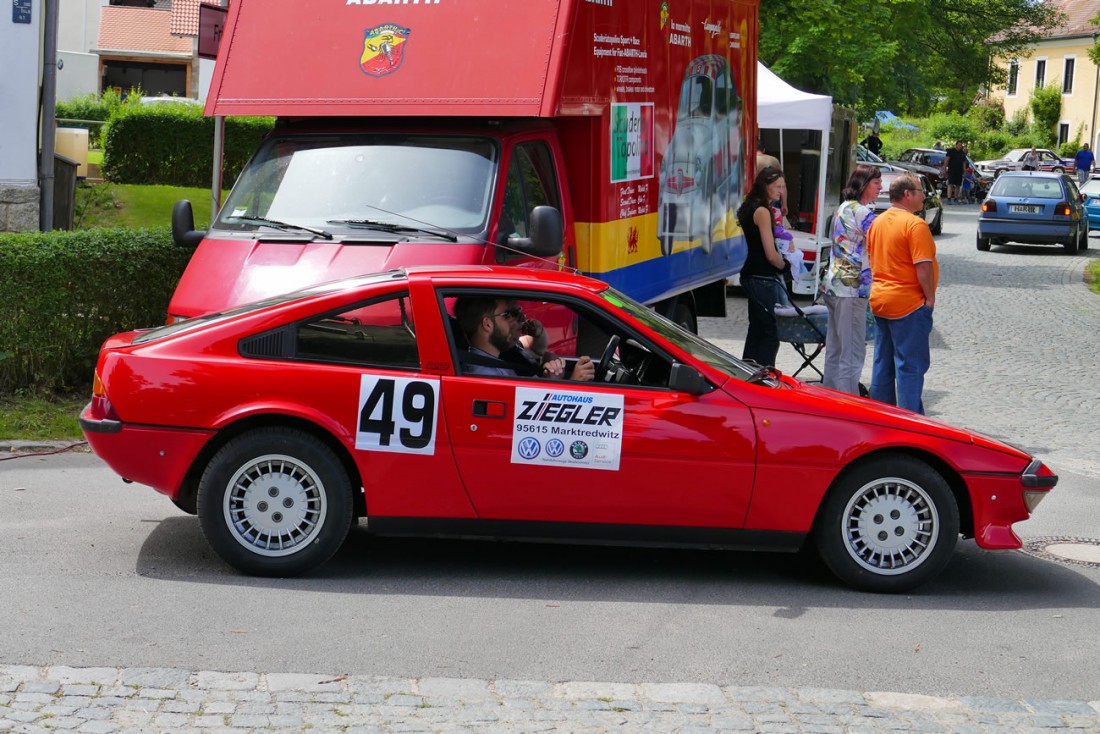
[961,168,975,204]
[932,141,944,151]
[867,174,939,414]
[1021,147,1039,172]
[942,140,967,204]
[1074,143,1094,184]
[821,164,882,395]
[860,131,884,157]
[756,141,787,216]
[736,167,790,368]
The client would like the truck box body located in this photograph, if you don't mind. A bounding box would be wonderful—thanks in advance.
[176,0,759,322]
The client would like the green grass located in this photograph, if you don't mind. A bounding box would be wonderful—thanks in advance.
[75,183,228,230]
[1087,259,1100,294]
[0,393,85,441]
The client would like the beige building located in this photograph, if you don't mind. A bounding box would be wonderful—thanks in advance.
[993,0,1100,149]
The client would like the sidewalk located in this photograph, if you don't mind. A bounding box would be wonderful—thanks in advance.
[2,665,1098,733]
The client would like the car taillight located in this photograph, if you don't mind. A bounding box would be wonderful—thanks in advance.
[90,371,121,422]
[982,199,997,213]
[1054,202,1072,216]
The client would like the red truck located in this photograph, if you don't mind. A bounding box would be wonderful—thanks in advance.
[171,0,760,332]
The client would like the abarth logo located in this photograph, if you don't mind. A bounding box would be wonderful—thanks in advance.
[360,23,410,77]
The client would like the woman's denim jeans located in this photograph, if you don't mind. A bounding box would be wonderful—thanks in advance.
[742,275,787,367]
[870,305,933,414]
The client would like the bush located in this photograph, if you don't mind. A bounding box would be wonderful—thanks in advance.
[101,106,273,186]
[0,228,190,393]
[55,88,127,125]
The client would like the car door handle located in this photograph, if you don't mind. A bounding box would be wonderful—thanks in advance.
[473,400,507,419]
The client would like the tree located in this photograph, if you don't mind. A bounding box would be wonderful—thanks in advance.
[760,0,1063,117]
[1029,80,1062,147]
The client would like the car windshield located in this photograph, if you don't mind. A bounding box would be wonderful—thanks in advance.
[989,176,1065,199]
[599,288,761,382]
[215,134,498,236]
[1080,179,1100,196]
[132,271,408,345]
[1004,149,1028,161]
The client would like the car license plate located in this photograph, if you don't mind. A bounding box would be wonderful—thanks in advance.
[1011,204,1041,214]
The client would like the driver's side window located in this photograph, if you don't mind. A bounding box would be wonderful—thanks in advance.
[442,289,675,388]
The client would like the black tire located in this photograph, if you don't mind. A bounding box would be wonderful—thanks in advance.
[994,168,1005,179]
[1081,228,1090,250]
[976,235,991,251]
[1064,226,1080,254]
[667,301,697,333]
[813,454,959,593]
[197,427,354,576]
[930,209,942,235]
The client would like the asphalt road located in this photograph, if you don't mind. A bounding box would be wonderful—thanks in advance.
[1,204,1098,704]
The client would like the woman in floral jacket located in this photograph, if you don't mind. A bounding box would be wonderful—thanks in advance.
[821,164,881,395]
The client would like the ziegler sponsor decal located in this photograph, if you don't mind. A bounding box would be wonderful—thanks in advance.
[511,388,624,471]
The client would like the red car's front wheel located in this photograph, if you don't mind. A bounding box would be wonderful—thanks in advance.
[814,455,960,593]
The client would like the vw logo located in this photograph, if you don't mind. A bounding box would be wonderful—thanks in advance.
[546,439,565,458]
[518,437,541,460]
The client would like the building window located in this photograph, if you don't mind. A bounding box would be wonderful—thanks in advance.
[1035,58,1047,88]
[1063,57,1075,95]
[1007,60,1019,96]
[1058,123,1070,147]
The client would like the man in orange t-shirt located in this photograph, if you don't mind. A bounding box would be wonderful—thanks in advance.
[866,174,939,414]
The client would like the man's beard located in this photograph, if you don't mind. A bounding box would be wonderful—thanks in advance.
[488,322,514,353]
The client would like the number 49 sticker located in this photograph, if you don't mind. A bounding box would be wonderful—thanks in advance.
[355,375,439,455]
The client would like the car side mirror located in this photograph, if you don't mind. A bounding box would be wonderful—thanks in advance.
[668,362,711,395]
[505,206,563,258]
[172,200,206,248]
[1081,193,1087,203]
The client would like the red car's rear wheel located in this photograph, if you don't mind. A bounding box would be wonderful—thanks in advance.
[197,427,354,576]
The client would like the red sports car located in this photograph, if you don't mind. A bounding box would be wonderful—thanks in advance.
[80,267,1057,592]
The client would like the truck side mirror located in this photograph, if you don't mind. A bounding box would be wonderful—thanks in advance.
[668,362,711,395]
[506,205,563,258]
[172,200,206,248]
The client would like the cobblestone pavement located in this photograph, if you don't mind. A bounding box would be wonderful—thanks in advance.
[4,207,1100,734]
[701,206,1100,480]
[2,665,1099,733]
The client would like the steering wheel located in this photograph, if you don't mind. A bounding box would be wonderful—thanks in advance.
[595,335,621,382]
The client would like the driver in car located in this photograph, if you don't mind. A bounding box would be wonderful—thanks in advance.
[454,296,595,381]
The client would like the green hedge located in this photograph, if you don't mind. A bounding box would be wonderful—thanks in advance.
[0,228,190,393]
[101,106,273,186]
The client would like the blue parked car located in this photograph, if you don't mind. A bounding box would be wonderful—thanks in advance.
[1078,177,1100,231]
[976,172,1089,254]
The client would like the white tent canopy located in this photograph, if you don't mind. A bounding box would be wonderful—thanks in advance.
[757,62,832,131]
[757,62,834,243]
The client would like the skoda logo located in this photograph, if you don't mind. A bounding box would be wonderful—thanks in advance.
[569,440,589,460]
[546,439,565,458]
[518,437,541,460]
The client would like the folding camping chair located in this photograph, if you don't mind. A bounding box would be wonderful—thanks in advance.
[774,302,829,379]
[774,301,877,383]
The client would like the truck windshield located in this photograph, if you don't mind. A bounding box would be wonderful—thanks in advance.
[215,135,498,237]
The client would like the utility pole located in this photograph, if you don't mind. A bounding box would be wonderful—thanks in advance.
[38,0,59,231]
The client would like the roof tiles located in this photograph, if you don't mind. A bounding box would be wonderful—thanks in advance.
[98,6,192,55]
[171,0,226,37]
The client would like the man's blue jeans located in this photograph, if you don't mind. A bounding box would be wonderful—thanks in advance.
[870,305,933,414]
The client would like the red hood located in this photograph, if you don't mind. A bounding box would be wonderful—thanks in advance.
[730,378,1032,461]
[169,236,486,318]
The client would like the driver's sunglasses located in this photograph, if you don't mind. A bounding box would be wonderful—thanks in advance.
[493,306,525,321]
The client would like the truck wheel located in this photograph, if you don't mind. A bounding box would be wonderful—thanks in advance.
[813,454,959,593]
[976,235,991,251]
[197,427,354,576]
